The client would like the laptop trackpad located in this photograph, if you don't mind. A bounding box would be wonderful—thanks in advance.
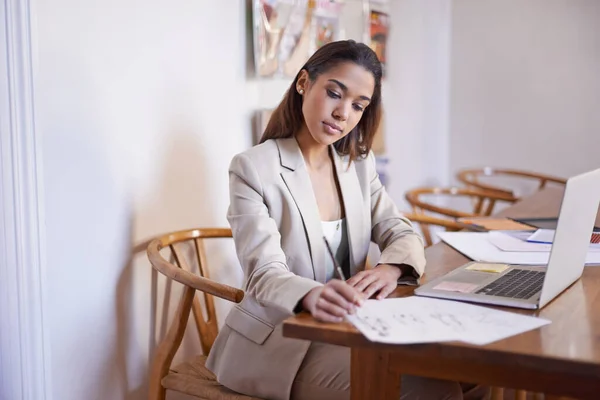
[448,271,494,285]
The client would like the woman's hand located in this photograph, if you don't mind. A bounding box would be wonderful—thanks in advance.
[302,279,365,323]
[346,264,406,300]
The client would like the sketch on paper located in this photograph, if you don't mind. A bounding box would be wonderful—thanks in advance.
[347,296,550,345]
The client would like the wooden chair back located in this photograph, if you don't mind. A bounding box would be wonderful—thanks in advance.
[147,228,244,400]
[404,187,516,246]
[457,167,567,201]
[402,212,468,247]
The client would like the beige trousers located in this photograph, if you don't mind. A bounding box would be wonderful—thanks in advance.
[291,342,490,400]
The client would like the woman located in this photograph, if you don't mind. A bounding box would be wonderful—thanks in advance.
[206,40,488,400]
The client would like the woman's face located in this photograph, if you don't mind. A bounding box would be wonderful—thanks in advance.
[297,62,375,147]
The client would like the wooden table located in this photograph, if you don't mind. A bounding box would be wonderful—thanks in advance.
[283,188,600,399]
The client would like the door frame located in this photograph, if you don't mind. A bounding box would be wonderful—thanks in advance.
[0,0,51,399]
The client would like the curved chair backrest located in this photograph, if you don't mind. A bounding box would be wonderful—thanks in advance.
[147,228,244,399]
[404,187,516,246]
[402,212,472,247]
[457,168,567,201]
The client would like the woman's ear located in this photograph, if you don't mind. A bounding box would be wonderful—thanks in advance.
[296,69,310,94]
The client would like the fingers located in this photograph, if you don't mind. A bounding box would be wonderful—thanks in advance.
[347,269,399,300]
[312,308,345,323]
[311,280,365,323]
[316,297,348,321]
[346,270,366,286]
[328,279,365,306]
[350,273,378,293]
[320,285,357,314]
[376,282,397,300]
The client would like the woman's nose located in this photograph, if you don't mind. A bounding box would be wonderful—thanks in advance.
[333,103,350,121]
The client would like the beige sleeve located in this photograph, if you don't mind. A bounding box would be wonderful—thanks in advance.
[227,154,322,316]
[367,152,427,277]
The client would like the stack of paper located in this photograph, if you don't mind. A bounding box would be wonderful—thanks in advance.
[527,229,600,249]
[437,231,600,265]
[346,296,550,345]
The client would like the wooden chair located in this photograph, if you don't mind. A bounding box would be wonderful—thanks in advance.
[402,212,470,247]
[405,187,517,246]
[457,168,567,201]
[146,228,262,400]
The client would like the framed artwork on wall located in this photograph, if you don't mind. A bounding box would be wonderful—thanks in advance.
[252,0,390,78]
[252,0,347,79]
[369,9,389,74]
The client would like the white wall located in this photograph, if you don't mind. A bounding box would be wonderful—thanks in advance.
[35,1,255,399]
[450,0,600,186]
[384,0,452,208]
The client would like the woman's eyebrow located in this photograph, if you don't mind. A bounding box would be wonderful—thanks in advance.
[328,79,371,102]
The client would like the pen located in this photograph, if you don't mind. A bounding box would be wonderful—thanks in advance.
[455,220,488,232]
[323,236,346,281]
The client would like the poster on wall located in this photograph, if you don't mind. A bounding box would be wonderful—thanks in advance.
[308,0,344,55]
[253,0,296,77]
[369,9,389,74]
[253,0,346,78]
[314,14,338,49]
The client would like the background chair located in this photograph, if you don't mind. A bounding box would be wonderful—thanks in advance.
[147,228,261,400]
[402,212,472,247]
[404,187,517,246]
[457,167,567,201]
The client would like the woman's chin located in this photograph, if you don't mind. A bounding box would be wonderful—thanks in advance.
[319,130,343,144]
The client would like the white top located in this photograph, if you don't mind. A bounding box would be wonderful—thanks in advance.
[321,218,349,282]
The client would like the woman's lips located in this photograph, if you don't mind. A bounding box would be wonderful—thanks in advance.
[323,121,342,134]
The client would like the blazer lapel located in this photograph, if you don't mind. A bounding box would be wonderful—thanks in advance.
[332,148,366,275]
[277,138,326,283]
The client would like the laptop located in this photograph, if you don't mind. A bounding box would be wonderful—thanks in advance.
[415,168,600,310]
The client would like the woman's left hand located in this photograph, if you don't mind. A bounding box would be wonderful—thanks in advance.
[346,264,405,300]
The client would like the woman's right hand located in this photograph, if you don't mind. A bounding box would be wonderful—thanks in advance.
[301,279,365,323]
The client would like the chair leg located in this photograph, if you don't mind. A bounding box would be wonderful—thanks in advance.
[491,387,504,400]
[515,390,527,400]
[149,286,196,400]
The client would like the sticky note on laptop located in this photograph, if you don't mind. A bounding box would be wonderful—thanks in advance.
[465,262,509,273]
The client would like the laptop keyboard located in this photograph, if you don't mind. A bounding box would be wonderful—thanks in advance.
[476,269,545,299]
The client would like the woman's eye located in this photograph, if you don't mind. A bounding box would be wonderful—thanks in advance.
[326,89,341,99]
[353,104,365,112]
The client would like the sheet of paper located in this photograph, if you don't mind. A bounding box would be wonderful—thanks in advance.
[528,229,600,248]
[488,231,553,252]
[436,232,600,265]
[489,231,600,252]
[346,297,550,346]
[527,229,556,244]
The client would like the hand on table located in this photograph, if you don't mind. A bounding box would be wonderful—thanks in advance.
[346,264,405,300]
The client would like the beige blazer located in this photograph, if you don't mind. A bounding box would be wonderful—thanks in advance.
[206,138,426,400]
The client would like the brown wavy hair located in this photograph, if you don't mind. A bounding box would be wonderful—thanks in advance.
[259,40,383,162]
